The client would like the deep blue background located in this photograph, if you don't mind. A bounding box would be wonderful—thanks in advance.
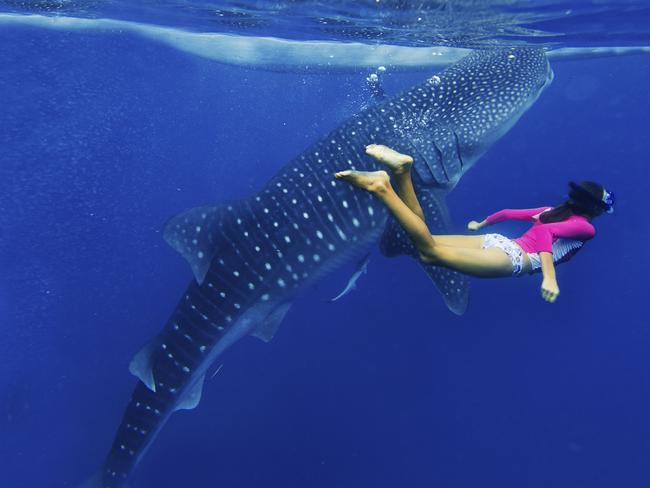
[1,26,649,488]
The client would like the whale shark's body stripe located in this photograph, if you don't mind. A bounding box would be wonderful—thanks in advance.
[97,48,552,487]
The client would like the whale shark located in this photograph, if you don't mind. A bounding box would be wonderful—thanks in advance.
[93,47,552,487]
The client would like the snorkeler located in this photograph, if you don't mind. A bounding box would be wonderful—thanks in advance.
[335,145,614,303]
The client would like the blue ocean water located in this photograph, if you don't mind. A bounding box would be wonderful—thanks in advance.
[1,2,649,487]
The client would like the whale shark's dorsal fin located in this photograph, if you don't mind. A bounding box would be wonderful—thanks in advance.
[380,185,469,315]
[174,373,206,411]
[129,340,158,392]
[251,302,292,343]
[163,203,236,285]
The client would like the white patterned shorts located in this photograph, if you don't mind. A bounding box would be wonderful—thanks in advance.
[482,233,523,276]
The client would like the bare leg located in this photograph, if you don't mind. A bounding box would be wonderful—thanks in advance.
[334,170,513,278]
[426,246,513,278]
[365,145,485,250]
[334,170,435,253]
[365,144,425,221]
[432,234,485,249]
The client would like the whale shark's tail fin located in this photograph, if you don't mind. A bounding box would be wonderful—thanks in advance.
[380,186,469,315]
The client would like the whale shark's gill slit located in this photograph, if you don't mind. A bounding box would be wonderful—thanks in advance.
[431,139,450,183]
[452,130,465,171]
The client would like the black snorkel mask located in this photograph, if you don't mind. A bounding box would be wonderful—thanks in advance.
[569,181,615,214]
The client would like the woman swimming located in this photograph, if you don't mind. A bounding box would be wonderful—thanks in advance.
[335,144,614,303]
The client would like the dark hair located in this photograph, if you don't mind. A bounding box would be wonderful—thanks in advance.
[539,181,607,224]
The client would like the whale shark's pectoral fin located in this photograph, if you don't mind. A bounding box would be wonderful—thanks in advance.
[174,373,206,411]
[129,340,158,392]
[380,185,470,315]
[163,203,237,285]
[251,302,293,343]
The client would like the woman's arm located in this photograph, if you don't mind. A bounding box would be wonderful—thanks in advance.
[467,219,488,231]
[540,252,560,303]
[467,207,551,231]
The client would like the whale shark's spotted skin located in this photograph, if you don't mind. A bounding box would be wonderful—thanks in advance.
[97,48,552,487]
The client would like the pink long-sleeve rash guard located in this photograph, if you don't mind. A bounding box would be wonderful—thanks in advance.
[484,207,596,258]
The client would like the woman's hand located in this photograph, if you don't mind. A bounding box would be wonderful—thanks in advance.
[541,278,560,303]
[467,220,485,231]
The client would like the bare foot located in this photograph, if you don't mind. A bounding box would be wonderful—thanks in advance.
[334,170,390,193]
[365,144,413,174]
